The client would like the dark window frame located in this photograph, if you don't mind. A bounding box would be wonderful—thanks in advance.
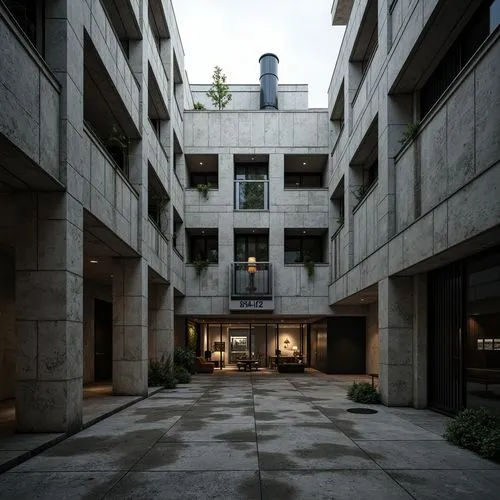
[421,0,499,118]
[284,235,324,264]
[234,234,269,262]
[190,235,218,263]
[284,173,323,188]
[190,172,219,188]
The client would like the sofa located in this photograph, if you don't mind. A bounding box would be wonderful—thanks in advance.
[195,357,215,374]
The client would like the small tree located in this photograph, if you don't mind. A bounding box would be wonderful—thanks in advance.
[206,66,232,110]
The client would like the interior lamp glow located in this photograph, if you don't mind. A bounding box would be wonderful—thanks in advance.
[247,256,257,274]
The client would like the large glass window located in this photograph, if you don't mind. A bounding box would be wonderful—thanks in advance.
[235,234,269,262]
[421,0,500,117]
[190,235,218,263]
[284,235,323,264]
[191,173,218,188]
[234,163,269,210]
[284,174,323,188]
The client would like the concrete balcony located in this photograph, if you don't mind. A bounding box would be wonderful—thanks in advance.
[171,248,185,294]
[353,183,379,266]
[0,4,61,189]
[85,0,140,132]
[145,120,170,192]
[83,125,139,252]
[146,218,169,279]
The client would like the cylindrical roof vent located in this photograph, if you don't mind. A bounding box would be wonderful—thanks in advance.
[259,53,279,110]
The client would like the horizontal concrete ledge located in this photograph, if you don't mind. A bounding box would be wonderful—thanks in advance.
[0,387,164,475]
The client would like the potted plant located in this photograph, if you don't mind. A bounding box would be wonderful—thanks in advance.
[303,260,315,280]
[193,259,210,277]
[196,183,211,200]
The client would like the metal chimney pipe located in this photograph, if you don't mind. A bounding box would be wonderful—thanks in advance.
[259,53,279,110]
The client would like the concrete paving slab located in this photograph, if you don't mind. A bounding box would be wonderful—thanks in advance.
[132,442,259,471]
[356,440,500,470]
[162,421,256,442]
[0,471,125,500]
[260,470,412,499]
[388,469,500,499]
[104,471,261,499]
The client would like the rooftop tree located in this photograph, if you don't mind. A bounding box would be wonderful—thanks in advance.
[206,66,232,110]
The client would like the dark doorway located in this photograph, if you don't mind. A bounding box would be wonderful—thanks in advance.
[94,299,113,382]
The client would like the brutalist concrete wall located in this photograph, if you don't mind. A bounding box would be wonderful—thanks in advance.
[0,251,15,400]
[365,301,379,374]
[190,84,309,111]
[180,108,330,317]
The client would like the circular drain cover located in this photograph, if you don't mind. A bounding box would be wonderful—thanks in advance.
[347,408,378,414]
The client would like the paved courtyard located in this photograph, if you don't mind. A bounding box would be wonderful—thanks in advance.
[0,372,499,499]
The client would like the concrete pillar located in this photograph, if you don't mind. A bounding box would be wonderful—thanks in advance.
[15,193,84,432]
[413,274,428,408]
[149,283,174,361]
[378,276,414,406]
[0,250,15,401]
[112,258,148,396]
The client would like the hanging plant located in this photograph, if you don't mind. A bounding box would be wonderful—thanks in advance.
[193,259,210,277]
[399,121,421,145]
[303,260,315,280]
[196,183,211,200]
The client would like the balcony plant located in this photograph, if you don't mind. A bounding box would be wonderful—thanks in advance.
[193,101,206,110]
[193,259,210,277]
[399,121,421,145]
[196,182,211,200]
[303,260,315,280]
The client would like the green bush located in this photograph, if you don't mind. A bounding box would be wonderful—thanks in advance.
[174,347,196,374]
[174,365,192,384]
[347,382,379,404]
[148,355,177,389]
[444,408,500,459]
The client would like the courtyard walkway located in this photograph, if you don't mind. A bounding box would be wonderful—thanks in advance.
[0,372,499,499]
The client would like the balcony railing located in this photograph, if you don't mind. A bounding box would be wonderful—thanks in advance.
[230,262,273,298]
[234,180,269,210]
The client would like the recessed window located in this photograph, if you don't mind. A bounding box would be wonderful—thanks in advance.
[190,234,218,263]
[284,235,324,264]
[284,174,323,188]
[234,161,269,210]
[234,234,269,262]
[4,0,44,53]
[421,0,500,117]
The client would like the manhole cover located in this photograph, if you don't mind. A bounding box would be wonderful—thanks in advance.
[347,408,378,414]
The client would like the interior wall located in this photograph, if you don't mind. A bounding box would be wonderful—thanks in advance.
[366,302,379,374]
[0,250,15,400]
[83,279,112,384]
[174,315,185,348]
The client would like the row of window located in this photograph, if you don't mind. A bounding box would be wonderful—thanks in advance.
[190,234,325,265]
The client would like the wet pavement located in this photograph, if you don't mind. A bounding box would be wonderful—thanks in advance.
[0,373,499,499]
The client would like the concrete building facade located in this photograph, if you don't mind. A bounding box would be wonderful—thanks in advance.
[0,0,499,433]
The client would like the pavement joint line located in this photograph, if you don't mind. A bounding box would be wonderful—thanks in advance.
[0,386,164,476]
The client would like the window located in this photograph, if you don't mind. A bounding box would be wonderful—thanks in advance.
[421,0,500,117]
[235,234,269,262]
[234,163,269,210]
[148,166,168,228]
[284,173,323,188]
[4,0,44,53]
[190,235,218,263]
[284,235,323,264]
[191,173,218,189]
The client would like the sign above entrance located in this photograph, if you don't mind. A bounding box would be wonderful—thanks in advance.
[229,298,274,311]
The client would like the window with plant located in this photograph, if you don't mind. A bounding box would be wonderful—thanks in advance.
[190,234,218,264]
[284,235,324,265]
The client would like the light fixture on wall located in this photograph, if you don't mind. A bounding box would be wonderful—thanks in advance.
[292,345,298,352]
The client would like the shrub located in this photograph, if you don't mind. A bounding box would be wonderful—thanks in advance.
[174,365,192,384]
[148,355,176,389]
[444,408,500,459]
[174,347,196,374]
[347,381,379,404]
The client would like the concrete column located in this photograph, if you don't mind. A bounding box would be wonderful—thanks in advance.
[15,192,84,432]
[378,276,414,406]
[413,274,428,408]
[149,283,174,361]
[112,258,148,396]
[0,250,15,401]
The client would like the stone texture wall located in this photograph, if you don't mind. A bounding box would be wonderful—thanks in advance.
[0,250,15,401]
[365,301,379,375]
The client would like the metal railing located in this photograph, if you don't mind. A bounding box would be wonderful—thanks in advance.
[234,180,269,210]
[230,262,273,298]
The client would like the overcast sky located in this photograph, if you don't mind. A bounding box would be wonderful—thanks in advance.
[171,0,346,108]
